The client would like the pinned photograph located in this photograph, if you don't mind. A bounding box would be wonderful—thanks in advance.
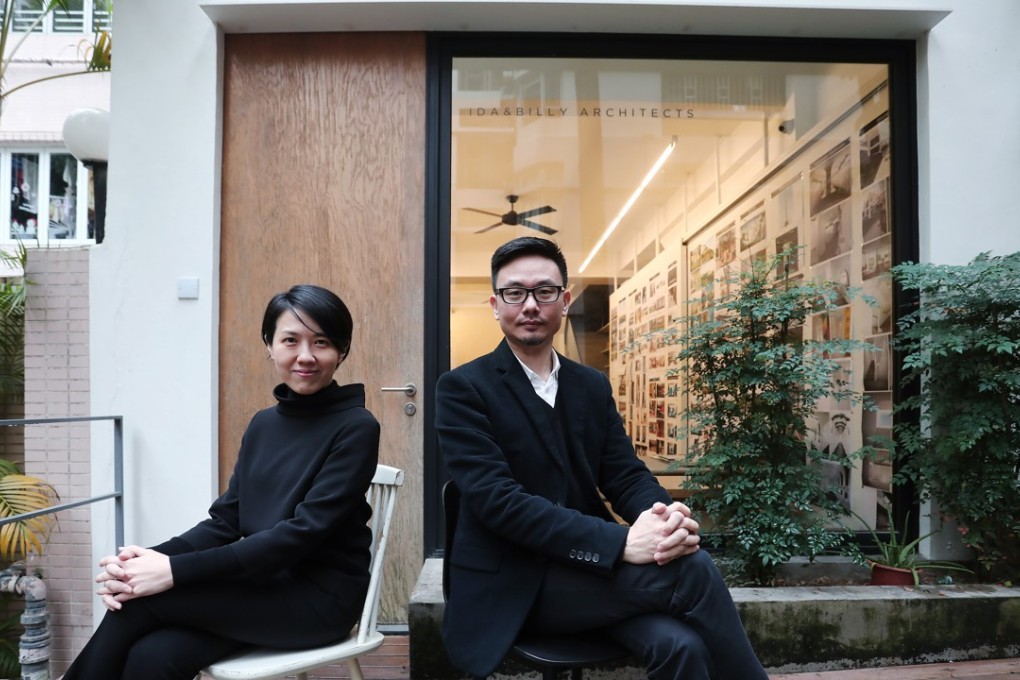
[861,177,891,243]
[810,200,851,265]
[809,140,852,216]
[739,212,766,252]
[775,228,800,274]
[863,334,892,392]
[862,274,892,334]
[861,234,892,280]
[717,228,736,265]
[827,254,852,307]
[859,113,891,189]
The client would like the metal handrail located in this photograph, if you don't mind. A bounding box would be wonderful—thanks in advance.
[0,415,123,549]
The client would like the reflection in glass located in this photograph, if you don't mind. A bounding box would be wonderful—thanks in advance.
[449,56,895,524]
[49,154,78,239]
[11,153,40,239]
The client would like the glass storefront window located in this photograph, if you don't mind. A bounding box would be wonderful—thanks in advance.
[449,56,896,528]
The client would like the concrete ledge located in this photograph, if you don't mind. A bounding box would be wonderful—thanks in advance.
[734,583,1020,673]
[408,558,1020,679]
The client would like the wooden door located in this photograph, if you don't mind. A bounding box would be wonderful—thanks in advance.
[219,32,426,622]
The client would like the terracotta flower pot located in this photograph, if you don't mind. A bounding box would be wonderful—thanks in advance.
[870,562,915,586]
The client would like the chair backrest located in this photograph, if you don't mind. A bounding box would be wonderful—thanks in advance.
[356,464,404,643]
[441,480,459,602]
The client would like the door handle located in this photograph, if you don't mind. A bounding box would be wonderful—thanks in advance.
[381,383,417,398]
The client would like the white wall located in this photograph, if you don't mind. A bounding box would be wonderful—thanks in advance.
[99,0,1020,616]
[92,2,222,569]
[916,0,1020,264]
[1,34,111,139]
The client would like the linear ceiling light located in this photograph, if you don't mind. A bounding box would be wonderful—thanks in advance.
[578,136,677,274]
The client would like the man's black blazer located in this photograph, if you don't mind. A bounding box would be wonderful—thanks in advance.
[436,340,670,678]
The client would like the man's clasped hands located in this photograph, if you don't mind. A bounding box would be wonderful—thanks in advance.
[94,546,174,611]
[623,501,701,566]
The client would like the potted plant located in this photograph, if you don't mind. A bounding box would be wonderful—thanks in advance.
[660,249,874,585]
[0,459,58,563]
[850,510,972,586]
[890,252,1020,581]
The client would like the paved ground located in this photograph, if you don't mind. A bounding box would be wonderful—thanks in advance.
[196,635,1018,679]
[770,658,1020,679]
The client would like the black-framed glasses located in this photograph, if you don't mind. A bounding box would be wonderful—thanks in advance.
[495,286,565,305]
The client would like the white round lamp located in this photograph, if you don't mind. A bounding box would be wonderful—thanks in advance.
[62,107,109,163]
[62,108,110,242]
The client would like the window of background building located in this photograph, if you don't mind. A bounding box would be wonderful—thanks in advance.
[449,56,898,530]
[8,0,110,33]
[4,150,93,245]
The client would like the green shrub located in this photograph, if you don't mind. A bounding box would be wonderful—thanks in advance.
[891,252,1020,581]
[662,250,874,585]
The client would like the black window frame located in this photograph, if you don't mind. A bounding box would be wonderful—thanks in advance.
[423,31,919,558]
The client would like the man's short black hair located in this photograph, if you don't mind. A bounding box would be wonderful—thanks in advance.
[490,237,569,290]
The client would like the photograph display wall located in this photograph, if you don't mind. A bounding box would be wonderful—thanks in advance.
[609,260,683,461]
[609,86,895,524]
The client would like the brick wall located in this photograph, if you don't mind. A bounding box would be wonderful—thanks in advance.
[23,247,93,675]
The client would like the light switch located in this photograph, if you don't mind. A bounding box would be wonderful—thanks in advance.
[177,277,200,300]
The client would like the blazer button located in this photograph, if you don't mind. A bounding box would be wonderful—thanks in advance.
[569,549,576,558]
[584,551,592,561]
[592,553,600,563]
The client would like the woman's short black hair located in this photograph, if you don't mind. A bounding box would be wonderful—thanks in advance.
[490,237,569,290]
[261,284,354,356]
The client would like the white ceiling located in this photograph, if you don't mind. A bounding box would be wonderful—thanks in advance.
[201,2,949,40]
[449,58,886,295]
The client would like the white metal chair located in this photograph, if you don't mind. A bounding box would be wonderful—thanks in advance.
[204,464,405,680]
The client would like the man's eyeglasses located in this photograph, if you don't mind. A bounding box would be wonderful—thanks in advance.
[495,286,566,305]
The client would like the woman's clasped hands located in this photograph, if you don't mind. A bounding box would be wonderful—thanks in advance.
[95,545,174,611]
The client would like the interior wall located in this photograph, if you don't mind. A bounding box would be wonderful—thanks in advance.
[610,78,894,529]
[451,305,504,368]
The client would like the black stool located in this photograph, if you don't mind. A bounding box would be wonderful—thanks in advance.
[442,481,631,680]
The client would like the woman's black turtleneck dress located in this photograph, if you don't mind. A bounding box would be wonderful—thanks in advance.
[62,381,380,680]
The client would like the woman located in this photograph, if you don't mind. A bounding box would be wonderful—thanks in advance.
[63,284,380,679]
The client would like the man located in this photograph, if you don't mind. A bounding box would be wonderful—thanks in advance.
[436,236,768,680]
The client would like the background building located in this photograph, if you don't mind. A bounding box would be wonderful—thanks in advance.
[32,0,1019,673]
[0,1,109,668]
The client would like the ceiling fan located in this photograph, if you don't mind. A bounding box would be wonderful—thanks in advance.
[463,194,558,235]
